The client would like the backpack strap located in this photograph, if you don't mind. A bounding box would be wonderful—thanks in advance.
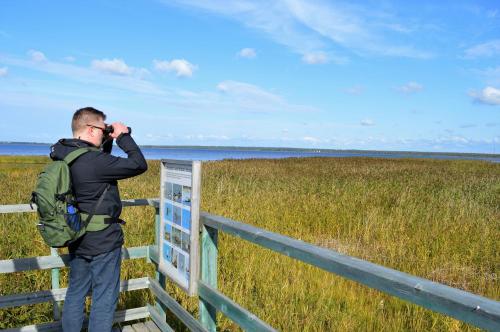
[55,147,98,201]
[80,214,125,232]
[83,183,111,228]
[63,147,98,165]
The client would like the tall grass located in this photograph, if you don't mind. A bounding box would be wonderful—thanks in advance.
[0,156,498,331]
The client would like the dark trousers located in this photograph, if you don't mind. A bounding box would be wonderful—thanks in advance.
[62,246,122,332]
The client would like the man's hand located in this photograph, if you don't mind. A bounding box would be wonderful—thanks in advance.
[110,122,129,139]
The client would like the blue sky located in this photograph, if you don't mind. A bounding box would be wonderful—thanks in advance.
[0,0,499,153]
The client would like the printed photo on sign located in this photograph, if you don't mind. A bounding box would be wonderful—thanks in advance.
[178,252,186,274]
[173,206,182,226]
[185,260,190,280]
[164,223,172,242]
[172,249,179,269]
[182,186,191,206]
[164,203,173,222]
[181,231,190,252]
[173,184,182,203]
[165,182,173,201]
[182,209,191,229]
[172,227,182,248]
[163,244,172,263]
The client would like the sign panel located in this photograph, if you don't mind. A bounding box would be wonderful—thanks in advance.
[159,159,201,296]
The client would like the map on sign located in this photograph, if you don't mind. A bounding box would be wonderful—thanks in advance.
[159,160,201,296]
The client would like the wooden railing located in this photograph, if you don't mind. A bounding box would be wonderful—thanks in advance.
[0,200,499,331]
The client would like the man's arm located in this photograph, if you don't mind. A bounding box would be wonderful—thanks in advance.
[94,124,147,181]
[101,137,113,154]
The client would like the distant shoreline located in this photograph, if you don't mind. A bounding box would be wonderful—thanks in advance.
[1,141,498,158]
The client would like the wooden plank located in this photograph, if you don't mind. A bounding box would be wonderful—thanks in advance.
[3,306,150,332]
[144,320,161,332]
[147,305,175,332]
[0,246,148,273]
[0,277,149,308]
[113,307,151,325]
[130,322,149,332]
[199,225,218,331]
[198,281,276,332]
[149,245,159,263]
[201,212,500,331]
[0,204,36,214]
[50,248,61,321]
[0,199,159,214]
[188,160,202,297]
[148,278,207,332]
[122,327,135,332]
[153,208,168,321]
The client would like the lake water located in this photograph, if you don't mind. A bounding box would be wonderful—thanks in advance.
[0,143,499,163]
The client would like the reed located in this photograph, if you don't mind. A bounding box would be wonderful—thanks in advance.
[0,156,498,331]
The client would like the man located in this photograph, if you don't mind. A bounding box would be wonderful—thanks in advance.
[50,107,147,331]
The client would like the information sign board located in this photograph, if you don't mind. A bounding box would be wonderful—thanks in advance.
[159,159,201,296]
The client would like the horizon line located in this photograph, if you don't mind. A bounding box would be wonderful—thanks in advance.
[0,140,499,157]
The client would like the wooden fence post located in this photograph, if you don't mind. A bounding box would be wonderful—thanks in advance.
[50,247,62,320]
[199,224,218,331]
[154,207,167,320]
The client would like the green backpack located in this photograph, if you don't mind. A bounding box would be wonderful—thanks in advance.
[31,147,110,248]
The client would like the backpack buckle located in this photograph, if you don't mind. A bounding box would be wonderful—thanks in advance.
[30,192,37,210]
[55,194,66,201]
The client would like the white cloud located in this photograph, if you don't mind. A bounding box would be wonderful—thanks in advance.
[487,10,498,18]
[302,52,328,64]
[28,50,47,62]
[360,119,374,126]
[238,48,256,58]
[89,58,150,78]
[474,66,500,85]
[0,67,8,77]
[303,136,321,143]
[0,52,321,117]
[216,80,316,113]
[91,58,132,76]
[0,53,165,95]
[344,85,363,95]
[459,124,477,129]
[464,40,500,59]
[217,80,283,104]
[184,134,230,141]
[153,59,197,77]
[396,81,424,94]
[64,56,76,62]
[469,86,500,105]
[166,0,432,61]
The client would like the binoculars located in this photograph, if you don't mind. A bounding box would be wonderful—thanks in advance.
[103,125,132,136]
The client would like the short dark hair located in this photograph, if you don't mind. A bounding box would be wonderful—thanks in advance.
[72,107,107,135]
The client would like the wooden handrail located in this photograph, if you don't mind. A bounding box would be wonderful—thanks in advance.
[200,212,500,331]
[0,198,159,214]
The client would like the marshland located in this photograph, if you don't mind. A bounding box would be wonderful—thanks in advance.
[0,156,498,331]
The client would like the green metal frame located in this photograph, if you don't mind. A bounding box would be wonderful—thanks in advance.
[199,225,217,331]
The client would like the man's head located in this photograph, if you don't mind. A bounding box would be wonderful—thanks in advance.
[72,107,107,146]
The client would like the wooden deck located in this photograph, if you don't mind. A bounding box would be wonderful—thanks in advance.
[117,320,161,332]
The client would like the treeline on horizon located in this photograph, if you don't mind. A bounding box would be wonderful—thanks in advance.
[1,141,499,158]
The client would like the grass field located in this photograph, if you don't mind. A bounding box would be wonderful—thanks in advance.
[0,155,498,331]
